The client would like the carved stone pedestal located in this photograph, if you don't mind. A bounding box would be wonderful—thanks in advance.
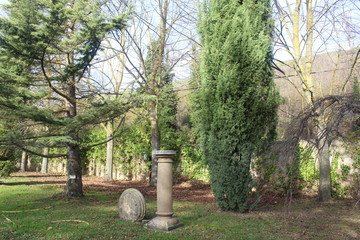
[145,150,183,231]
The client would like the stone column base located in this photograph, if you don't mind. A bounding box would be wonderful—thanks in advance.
[145,216,183,231]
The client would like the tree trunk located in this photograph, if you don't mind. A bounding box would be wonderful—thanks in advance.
[150,100,160,187]
[104,122,114,181]
[148,1,168,187]
[66,141,83,197]
[27,155,32,171]
[20,151,27,172]
[65,84,83,197]
[319,138,331,201]
[41,147,49,174]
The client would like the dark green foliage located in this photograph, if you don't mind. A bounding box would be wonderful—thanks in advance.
[197,0,279,211]
[0,0,127,154]
[0,160,16,177]
[0,149,17,177]
[158,80,179,149]
[0,0,128,196]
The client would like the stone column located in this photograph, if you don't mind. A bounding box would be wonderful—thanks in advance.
[145,150,183,231]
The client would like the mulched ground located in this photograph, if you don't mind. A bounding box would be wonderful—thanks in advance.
[11,172,215,204]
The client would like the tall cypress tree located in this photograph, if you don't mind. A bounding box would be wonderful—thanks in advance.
[198,0,279,211]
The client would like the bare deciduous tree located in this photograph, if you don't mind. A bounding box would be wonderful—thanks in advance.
[102,0,198,186]
[273,0,360,201]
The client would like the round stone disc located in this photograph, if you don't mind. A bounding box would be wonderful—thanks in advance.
[118,188,146,222]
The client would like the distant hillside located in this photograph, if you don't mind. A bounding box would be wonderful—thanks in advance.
[274,48,360,138]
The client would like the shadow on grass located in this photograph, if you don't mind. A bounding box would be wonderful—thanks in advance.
[11,174,65,178]
[0,181,64,186]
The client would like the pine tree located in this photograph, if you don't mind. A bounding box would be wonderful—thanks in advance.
[198,0,279,211]
[0,0,126,197]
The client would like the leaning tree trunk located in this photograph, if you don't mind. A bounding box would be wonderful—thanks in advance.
[20,151,27,172]
[318,137,331,201]
[41,147,49,174]
[65,84,83,197]
[150,100,160,187]
[104,122,114,181]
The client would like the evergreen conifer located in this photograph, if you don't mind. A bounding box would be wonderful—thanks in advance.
[198,0,279,211]
[0,0,126,196]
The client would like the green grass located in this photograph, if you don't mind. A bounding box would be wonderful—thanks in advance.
[1,176,360,240]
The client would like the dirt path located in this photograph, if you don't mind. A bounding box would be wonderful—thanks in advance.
[11,172,215,204]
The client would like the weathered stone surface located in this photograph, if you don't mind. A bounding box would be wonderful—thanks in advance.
[145,150,183,231]
[118,188,146,222]
[154,150,176,158]
[145,216,183,231]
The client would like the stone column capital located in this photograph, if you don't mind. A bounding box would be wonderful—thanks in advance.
[155,150,176,158]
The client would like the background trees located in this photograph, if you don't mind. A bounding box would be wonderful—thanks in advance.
[197,0,279,211]
[101,0,198,186]
[0,0,359,208]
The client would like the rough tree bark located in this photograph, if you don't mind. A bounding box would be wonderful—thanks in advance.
[65,84,83,197]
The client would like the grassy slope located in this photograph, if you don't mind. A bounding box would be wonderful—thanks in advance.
[1,175,359,240]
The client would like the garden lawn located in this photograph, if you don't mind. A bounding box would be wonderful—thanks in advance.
[1,174,359,240]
